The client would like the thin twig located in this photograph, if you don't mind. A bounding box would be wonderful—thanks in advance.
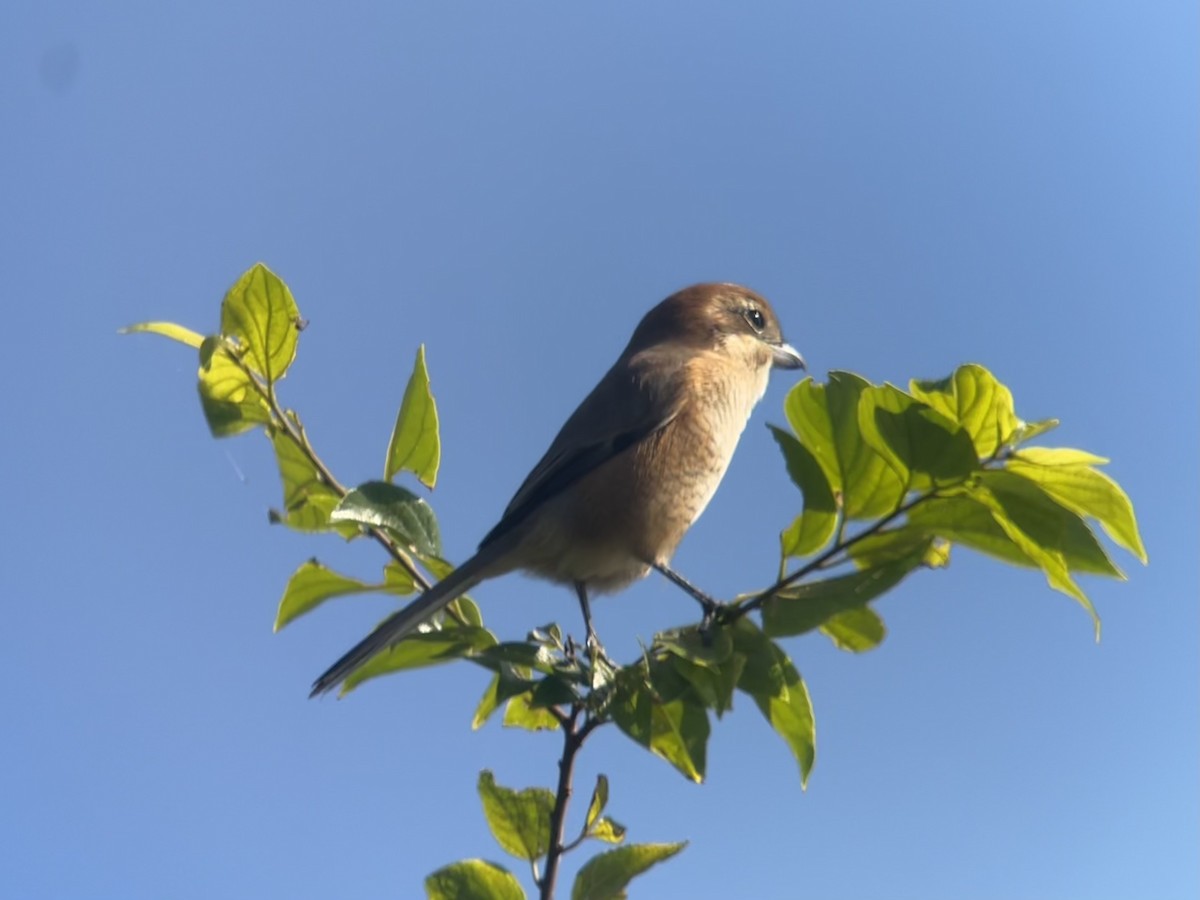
[225,344,432,591]
[539,707,602,899]
[728,491,933,621]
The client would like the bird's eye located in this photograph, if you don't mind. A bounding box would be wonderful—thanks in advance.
[744,307,766,333]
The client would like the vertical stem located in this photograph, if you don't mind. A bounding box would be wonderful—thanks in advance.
[540,705,586,900]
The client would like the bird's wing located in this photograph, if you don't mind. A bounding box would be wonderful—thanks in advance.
[479,347,688,549]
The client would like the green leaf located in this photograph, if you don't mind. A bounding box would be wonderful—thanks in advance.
[473,670,539,730]
[219,262,300,385]
[331,480,442,557]
[845,526,947,568]
[425,859,526,900]
[384,561,418,595]
[969,472,1108,637]
[909,364,1020,458]
[274,560,388,631]
[784,373,906,520]
[819,607,887,653]
[1009,417,1060,445]
[269,428,347,533]
[655,626,733,668]
[585,774,609,831]
[588,817,627,845]
[197,337,271,437]
[527,675,579,709]
[449,595,484,628]
[503,692,561,731]
[1009,447,1147,563]
[858,384,979,489]
[980,470,1123,577]
[667,654,742,717]
[386,344,441,489]
[908,496,1038,569]
[761,551,927,639]
[474,642,560,676]
[473,675,505,730]
[339,627,496,695]
[610,666,709,782]
[570,842,687,900]
[477,771,554,862]
[732,622,815,786]
[769,425,838,558]
[783,378,839,493]
[120,320,204,348]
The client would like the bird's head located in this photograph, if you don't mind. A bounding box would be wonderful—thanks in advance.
[629,283,805,373]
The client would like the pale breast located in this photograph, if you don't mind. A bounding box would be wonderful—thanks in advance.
[512,351,770,592]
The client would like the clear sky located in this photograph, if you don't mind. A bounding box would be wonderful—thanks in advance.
[3,2,1196,898]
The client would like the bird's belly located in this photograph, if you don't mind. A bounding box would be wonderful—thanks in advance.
[515,397,751,593]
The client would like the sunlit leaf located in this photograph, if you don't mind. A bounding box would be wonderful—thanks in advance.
[383,561,418,595]
[448,595,483,628]
[425,859,526,900]
[588,817,626,845]
[339,627,496,695]
[473,668,541,730]
[909,364,1020,458]
[1008,417,1059,445]
[477,770,554,862]
[969,473,1105,637]
[732,622,815,786]
[858,384,978,489]
[570,842,687,900]
[120,320,205,348]
[648,692,709,783]
[1009,447,1147,563]
[331,480,442,557]
[503,692,560,731]
[197,336,271,437]
[769,425,837,558]
[783,379,839,494]
[761,551,926,639]
[846,526,945,568]
[385,344,441,489]
[219,262,300,385]
[610,666,709,783]
[585,774,609,831]
[274,559,399,631]
[784,373,906,520]
[473,675,504,730]
[908,496,1037,568]
[819,607,887,652]
[269,428,347,533]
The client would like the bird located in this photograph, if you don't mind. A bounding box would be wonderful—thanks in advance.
[311,283,805,696]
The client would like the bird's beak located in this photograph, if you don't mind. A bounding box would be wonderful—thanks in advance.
[771,342,806,371]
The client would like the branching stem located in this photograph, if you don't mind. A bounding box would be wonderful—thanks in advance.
[539,705,601,900]
[729,492,931,621]
[226,344,432,591]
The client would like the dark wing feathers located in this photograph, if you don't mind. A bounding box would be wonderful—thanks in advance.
[479,348,687,549]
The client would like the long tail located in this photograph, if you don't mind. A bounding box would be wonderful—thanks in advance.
[309,544,503,697]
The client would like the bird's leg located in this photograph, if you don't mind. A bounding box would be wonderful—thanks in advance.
[573,581,600,655]
[653,562,720,631]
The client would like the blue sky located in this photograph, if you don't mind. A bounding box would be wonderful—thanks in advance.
[3,2,1196,898]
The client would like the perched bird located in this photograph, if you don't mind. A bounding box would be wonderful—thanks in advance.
[311,283,804,696]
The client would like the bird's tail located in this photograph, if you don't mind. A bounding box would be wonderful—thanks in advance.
[309,545,502,697]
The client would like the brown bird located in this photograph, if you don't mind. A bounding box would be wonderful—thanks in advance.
[311,283,804,696]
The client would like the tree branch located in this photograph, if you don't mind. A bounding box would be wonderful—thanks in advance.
[539,706,601,899]
[225,343,433,592]
[726,491,932,622]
